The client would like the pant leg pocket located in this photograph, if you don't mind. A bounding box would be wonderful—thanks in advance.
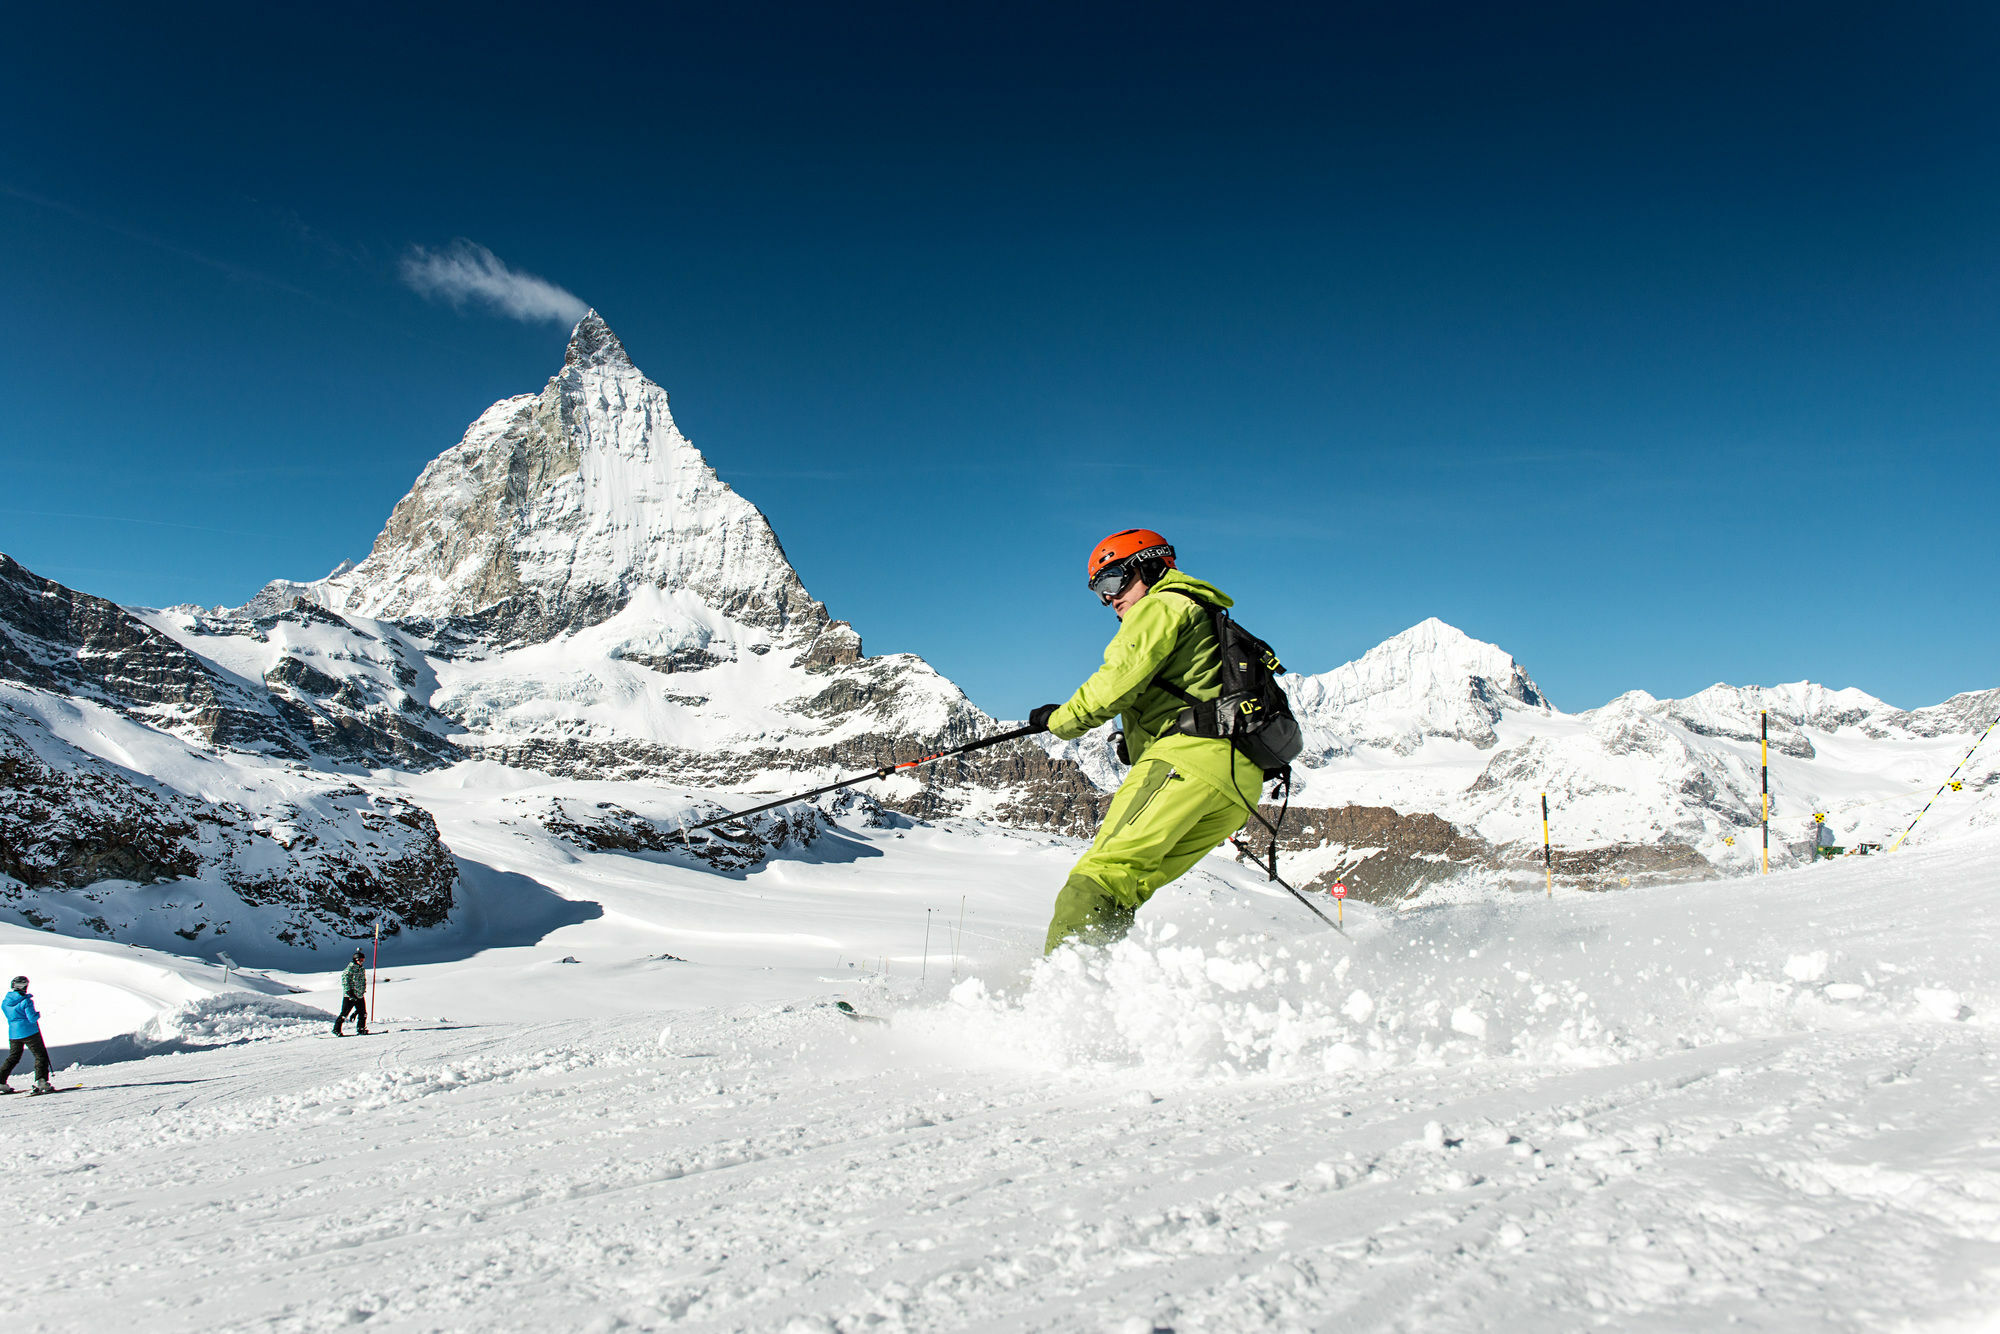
[1105,764,1179,841]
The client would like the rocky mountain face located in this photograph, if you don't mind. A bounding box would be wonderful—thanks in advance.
[0,553,298,755]
[0,551,458,950]
[0,683,457,955]
[313,315,825,646]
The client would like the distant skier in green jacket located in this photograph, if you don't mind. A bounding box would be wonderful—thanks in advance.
[334,948,369,1036]
[1027,530,1267,952]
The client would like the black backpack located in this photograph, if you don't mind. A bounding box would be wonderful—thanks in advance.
[1150,590,1303,780]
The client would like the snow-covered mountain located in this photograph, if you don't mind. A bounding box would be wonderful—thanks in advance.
[308,314,824,645]
[188,313,1103,825]
[0,314,1109,953]
[0,556,457,950]
[1274,617,2000,895]
[4,311,1996,955]
[1286,617,1551,758]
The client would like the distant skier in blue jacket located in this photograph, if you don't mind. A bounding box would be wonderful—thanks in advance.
[2,976,55,1095]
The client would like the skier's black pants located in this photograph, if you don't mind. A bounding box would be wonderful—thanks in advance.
[336,995,367,1032]
[1,1033,49,1083]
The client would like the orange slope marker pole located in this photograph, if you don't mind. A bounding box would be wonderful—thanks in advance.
[369,920,381,1022]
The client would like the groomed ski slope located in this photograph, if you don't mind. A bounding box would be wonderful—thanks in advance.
[3,811,1998,1332]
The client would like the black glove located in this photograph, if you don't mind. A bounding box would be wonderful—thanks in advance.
[1113,729,1130,765]
[1028,703,1059,733]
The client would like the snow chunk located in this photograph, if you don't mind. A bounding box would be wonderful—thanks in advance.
[1914,988,1968,1021]
[1783,951,1830,983]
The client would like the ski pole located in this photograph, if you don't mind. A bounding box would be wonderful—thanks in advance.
[1229,835,1345,934]
[667,724,1040,841]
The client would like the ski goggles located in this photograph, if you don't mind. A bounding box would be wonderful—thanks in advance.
[1087,548,1169,602]
[1089,561,1135,601]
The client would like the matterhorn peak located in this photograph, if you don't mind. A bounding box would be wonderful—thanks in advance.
[295,308,822,643]
[564,309,633,371]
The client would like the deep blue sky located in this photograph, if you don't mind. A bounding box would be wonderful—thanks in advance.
[3,2,1995,716]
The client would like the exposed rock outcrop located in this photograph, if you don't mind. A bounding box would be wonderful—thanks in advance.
[0,699,456,948]
[0,553,299,755]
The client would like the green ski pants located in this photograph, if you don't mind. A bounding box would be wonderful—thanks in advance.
[1044,758,1251,952]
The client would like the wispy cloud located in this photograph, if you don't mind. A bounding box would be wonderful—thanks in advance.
[1,183,314,298]
[400,239,588,324]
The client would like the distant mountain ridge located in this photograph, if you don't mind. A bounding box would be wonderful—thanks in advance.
[1273,615,1999,892]
[3,312,1996,951]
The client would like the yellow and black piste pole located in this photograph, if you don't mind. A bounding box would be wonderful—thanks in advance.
[1888,712,2000,853]
[1761,710,1770,875]
[1541,792,1552,896]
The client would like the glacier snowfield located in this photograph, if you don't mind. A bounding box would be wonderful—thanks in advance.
[4,799,1998,1332]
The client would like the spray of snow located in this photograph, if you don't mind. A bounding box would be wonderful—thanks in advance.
[903,846,1992,1084]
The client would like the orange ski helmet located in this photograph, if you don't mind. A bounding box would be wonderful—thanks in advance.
[1085,528,1175,597]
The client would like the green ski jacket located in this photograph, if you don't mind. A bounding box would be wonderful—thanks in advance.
[341,961,366,998]
[1046,569,1268,809]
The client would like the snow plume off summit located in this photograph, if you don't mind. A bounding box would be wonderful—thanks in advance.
[399,240,589,325]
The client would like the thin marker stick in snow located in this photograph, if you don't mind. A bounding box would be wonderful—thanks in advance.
[664,724,1039,842]
[1888,713,2000,853]
[922,909,931,987]
[1541,792,1552,897]
[954,895,967,982]
[370,920,380,1020]
[1762,711,1770,875]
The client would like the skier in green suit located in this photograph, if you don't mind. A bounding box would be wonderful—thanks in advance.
[334,948,369,1036]
[1027,529,1267,952]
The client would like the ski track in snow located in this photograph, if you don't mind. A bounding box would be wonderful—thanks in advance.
[6,826,2000,1332]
